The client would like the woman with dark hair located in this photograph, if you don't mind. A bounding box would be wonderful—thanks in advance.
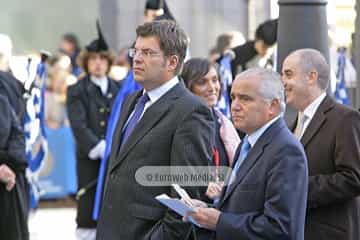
[59,33,82,76]
[181,58,240,199]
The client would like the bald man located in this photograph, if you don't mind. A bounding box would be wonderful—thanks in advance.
[282,48,360,240]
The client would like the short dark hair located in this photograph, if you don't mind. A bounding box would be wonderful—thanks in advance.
[136,20,188,74]
[255,19,278,46]
[62,33,81,52]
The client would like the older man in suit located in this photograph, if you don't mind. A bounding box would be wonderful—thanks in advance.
[96,20,215,240]
[282,48,360,240]
[186,68,308,240]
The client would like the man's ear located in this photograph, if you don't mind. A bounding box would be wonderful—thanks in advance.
[307,70,318,86]
[269,99,280,116]
[167,55,179,72]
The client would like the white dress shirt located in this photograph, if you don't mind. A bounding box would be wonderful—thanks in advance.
[127,76,179,123]
[297,92,326,139]
[90,76,108,96]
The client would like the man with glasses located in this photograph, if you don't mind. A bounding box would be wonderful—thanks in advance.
[96,20,215,240]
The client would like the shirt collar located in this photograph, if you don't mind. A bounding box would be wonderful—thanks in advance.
[247,115,281,148]
[90,75,108,95]
[303,92,326,120]
[144,76,179,104]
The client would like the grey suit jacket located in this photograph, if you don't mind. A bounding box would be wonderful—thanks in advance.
[96,82,215,240]
[290,96,360,240]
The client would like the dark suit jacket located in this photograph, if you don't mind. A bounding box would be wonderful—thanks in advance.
[203,118,308,240]
[66,75,120,228]
[290,96,360,240]
[96,82,215,240]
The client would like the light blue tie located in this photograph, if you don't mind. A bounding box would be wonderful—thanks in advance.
[227,137,251,187]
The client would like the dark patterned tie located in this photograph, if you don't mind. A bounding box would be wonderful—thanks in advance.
[119,93,150,149]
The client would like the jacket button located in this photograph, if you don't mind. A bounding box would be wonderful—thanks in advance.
[99,108,105,113]
[100,121,105,127]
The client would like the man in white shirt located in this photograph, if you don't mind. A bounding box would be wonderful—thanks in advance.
[282,48,360,240]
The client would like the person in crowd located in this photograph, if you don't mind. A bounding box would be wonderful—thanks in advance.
[0,94,29,240]
[108,46,132,81]
[144,0,175,23]
[66,23,120,240]
[220,19,278,77]
[209,32,245,63]
[282,48,360,240]
[185,68,308,240]
[181,58,240,199]
[59,33,82,76]
[45,54,76,129]
[96,20,215,240]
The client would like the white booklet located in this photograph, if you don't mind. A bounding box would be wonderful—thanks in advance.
[155,194,201,227]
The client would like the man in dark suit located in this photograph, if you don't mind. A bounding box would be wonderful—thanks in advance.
[186,68,308,240]
[282,48,360,240]
[67,27,120,240]
[96,20,215,240]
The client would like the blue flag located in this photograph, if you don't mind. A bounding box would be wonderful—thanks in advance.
[93,69,141,219]
[24,57,48,208]
[334,51,350,105]
[217,55,233,118]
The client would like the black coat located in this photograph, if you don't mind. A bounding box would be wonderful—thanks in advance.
[230,41,258,77]
[0,71,26,123]
[0,95,29,240]
[67,75,120,228]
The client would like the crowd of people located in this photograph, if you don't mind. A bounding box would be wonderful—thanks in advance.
[1,0,360,240]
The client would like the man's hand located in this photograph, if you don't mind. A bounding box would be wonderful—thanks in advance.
[206,181,224,199]
[0,164,16,191]
[184,207,221,230]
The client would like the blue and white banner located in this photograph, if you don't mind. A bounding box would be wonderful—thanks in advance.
[217,55,233,118]
[24,56,49,208]
[334,51,350,105]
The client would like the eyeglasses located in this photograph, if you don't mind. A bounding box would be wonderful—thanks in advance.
[128,48,162,58]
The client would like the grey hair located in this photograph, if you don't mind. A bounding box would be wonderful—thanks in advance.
[236,67,286,114]
[293,48,330,90]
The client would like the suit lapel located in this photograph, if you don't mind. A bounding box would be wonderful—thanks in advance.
[300,96,334,148]
[108,91,141,170]
[109,83,184,172]
[218,118,285,208]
